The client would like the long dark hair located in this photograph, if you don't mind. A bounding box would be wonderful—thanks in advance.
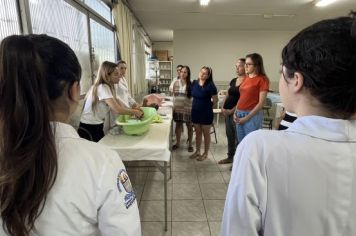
[246,53,267,77]
[200,66,214,84]
[282,11,356,118]
[181,65,192,98]
[0,34,81,236]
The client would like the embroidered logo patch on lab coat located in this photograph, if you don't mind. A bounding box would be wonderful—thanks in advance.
[117,169,136,209]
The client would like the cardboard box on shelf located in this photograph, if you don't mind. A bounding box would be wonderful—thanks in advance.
[154,50,168,61]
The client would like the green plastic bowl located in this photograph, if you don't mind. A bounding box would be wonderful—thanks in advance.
[116,107,157,135]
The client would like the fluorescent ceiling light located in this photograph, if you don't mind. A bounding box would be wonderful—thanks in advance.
[314,0,338,7]
[200,0,210,6]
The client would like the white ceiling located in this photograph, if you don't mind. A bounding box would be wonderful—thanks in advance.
[126,0,356,42]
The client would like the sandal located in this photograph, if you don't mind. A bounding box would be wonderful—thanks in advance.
[196,153,208,161]
[188,146,194,152]
[172,144,179,150]
[189,151,200,159]
[218,158,233,164]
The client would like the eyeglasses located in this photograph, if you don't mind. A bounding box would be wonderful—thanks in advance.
[245,63,255,67]
[280,65,295,80]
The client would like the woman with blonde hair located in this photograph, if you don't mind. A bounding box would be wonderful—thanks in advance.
[79,61,143,142]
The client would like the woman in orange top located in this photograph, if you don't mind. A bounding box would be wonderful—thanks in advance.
[234,53,269,142]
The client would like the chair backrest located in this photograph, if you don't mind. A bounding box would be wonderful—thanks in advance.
[217,90,227,109]
[218,90,227,96]
[77,126,94,141]
[265,97,272,107]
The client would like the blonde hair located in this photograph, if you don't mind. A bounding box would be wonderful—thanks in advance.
[91,61,118,112]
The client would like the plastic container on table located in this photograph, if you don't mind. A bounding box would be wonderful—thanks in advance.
[116,107,157,135]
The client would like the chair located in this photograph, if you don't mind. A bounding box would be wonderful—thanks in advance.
[262,98,273,130]
[213,108,222,126]
[77,126,94,141]
[210,123,218,144]
[215,90,227,126]
[210,90,226,143]
[262,116,273,130]
[212,89,227,126]
[190,123,218,144]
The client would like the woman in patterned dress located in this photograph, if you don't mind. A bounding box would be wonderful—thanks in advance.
[172,65,194,152]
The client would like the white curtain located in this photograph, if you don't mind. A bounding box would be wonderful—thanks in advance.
[112,1,134,92]
[113,1,150,100]
[133,24,148,97]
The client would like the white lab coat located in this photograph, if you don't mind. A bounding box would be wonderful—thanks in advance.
[81,84,114,125]
[222,116,356,236]
[115,77,136,108]
[0,122,141,236]
[169,76,179,93]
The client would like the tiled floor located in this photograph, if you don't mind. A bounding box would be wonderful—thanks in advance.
[126,121,232,236]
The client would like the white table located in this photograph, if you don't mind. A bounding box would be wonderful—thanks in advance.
[99,114,172,231]
[100,118,171,162]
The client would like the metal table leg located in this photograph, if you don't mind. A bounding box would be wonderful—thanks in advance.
[164,161,168,231]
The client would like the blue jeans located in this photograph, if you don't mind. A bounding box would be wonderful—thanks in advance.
[236,110,263,143]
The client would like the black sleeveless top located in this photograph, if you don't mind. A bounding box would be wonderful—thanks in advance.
[223,78,240,109]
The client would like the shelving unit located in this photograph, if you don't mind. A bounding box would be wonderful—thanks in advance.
[158,61,172,93]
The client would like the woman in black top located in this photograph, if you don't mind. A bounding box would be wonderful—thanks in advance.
[218,59,246,164]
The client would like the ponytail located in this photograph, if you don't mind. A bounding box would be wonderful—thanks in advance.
[0,35,81,236]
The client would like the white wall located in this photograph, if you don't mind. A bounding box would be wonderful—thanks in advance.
[173,30,297,91]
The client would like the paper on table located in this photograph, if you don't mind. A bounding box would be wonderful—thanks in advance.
[158,106,172,116]
[161,101,173,107]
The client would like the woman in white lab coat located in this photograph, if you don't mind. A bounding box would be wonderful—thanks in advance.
[0,35,141,236]
[222,12,356,236]
[116,60,140,109]
[79,61,143,142]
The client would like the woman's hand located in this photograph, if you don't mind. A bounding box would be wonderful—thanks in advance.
[132,103,141,109]
[237,116,248,125]
[227,108,235,116]
[132,109,144,118]
[224,108,234,117]
[222,108,228,117]
[233,112,238,123]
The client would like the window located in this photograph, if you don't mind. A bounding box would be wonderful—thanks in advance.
[84,0,111,22]
[90,18,116,74]
[29,0,92,94]
[1,0,117,95]
[0,0,20,41]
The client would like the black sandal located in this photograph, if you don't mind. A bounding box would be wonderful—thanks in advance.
[188,146,194,152]
[218,158,233,164]
[172,144,179,150]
